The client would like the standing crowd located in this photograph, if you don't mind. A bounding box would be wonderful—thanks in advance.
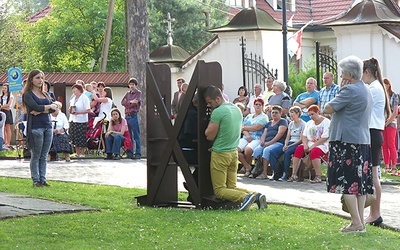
[0,70,143,188]
[200,56,395,231]
[1,55,396,228]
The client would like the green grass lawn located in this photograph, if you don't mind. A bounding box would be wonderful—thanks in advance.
[1,177,399,250]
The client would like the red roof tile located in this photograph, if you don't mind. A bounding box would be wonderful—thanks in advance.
[255,0,355,26]
[25,5,51,23]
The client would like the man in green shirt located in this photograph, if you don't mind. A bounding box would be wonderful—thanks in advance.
[204,85,267,211]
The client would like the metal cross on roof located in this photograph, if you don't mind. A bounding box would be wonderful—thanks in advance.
[164,12,175,46]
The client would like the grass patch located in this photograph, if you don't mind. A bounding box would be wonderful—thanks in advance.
[382,169,400,182]
[0,148,103,159]
[1,177,399,249]
[0,149,18,158]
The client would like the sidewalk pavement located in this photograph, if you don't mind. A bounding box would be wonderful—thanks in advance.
[0,158,399,231]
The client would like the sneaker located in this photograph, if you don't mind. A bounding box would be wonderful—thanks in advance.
[113,154,121,160]
[33,182,43,187]
[41,182,51,187]
[269,172,276,181]
[104,153,113,160]
[132,155,141,160]
[278,173,287,181]
[255,193,268,210]
[238,193,256,211]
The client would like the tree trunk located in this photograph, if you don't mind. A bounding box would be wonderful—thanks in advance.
[125,0,149,157]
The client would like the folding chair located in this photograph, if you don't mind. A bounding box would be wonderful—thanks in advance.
[120,145,128,158]
[15,122,28,159]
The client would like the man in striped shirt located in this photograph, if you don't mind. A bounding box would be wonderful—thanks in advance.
[318,72,340,118]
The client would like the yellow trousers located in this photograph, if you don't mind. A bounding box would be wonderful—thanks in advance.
[210,150,254,202]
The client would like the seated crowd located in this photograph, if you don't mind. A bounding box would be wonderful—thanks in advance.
[12,78,141,161]
[234,77,332,183]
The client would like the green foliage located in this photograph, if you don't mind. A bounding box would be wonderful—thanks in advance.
[0,12,26,72]
[288,56,317,100]
[148,0,229,53]
[1,0,228,73]
[1,177,400,249]
[20,0,126,72]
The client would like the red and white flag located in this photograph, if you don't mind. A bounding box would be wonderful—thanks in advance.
[288,20,312,60]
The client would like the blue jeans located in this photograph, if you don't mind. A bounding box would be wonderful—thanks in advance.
[252,142,283,160]
[262,142,284,170]
[105,133,125,154]
[126,114,141,157]
[270,142,298,174]
[30,128,53,184]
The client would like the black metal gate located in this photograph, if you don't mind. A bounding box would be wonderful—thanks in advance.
[240,37,278,93]
[316,41,337,89]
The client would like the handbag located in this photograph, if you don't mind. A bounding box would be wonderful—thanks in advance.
[123,130,133,150]
[301,154,313,171]
[341,191,376,213]
[296,154,316,180]
[251,155,263,177]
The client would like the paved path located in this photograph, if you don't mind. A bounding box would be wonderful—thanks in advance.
[0,158,399,231]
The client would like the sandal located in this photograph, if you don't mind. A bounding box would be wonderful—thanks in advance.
[256,173,268,180]
[339,224,366,233]
[238,167,246,174]
[385,167,392,173]
[287,175,298,182]
[310,175,322,183]
[238,166,252,176]
[392,171,400,176]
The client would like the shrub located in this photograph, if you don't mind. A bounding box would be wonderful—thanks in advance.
[288,56,317,100]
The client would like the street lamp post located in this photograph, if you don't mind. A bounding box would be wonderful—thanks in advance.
[282,0,288,86]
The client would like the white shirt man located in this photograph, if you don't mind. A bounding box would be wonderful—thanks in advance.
[263,77,274,104]
[247,84,263,114]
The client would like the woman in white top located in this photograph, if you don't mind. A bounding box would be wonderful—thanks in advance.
[1,83,14,148]
[269,106,306,181]
[69,84,90,157]
[50,101,72,161]
[92,86,113,127]
[288,105,330,183]
[362,57,391,227]
[92,86,114,152]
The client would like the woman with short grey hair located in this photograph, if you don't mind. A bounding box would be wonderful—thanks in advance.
[338,56,363,84]
[274,80,286,92]
[324,55,373,233]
